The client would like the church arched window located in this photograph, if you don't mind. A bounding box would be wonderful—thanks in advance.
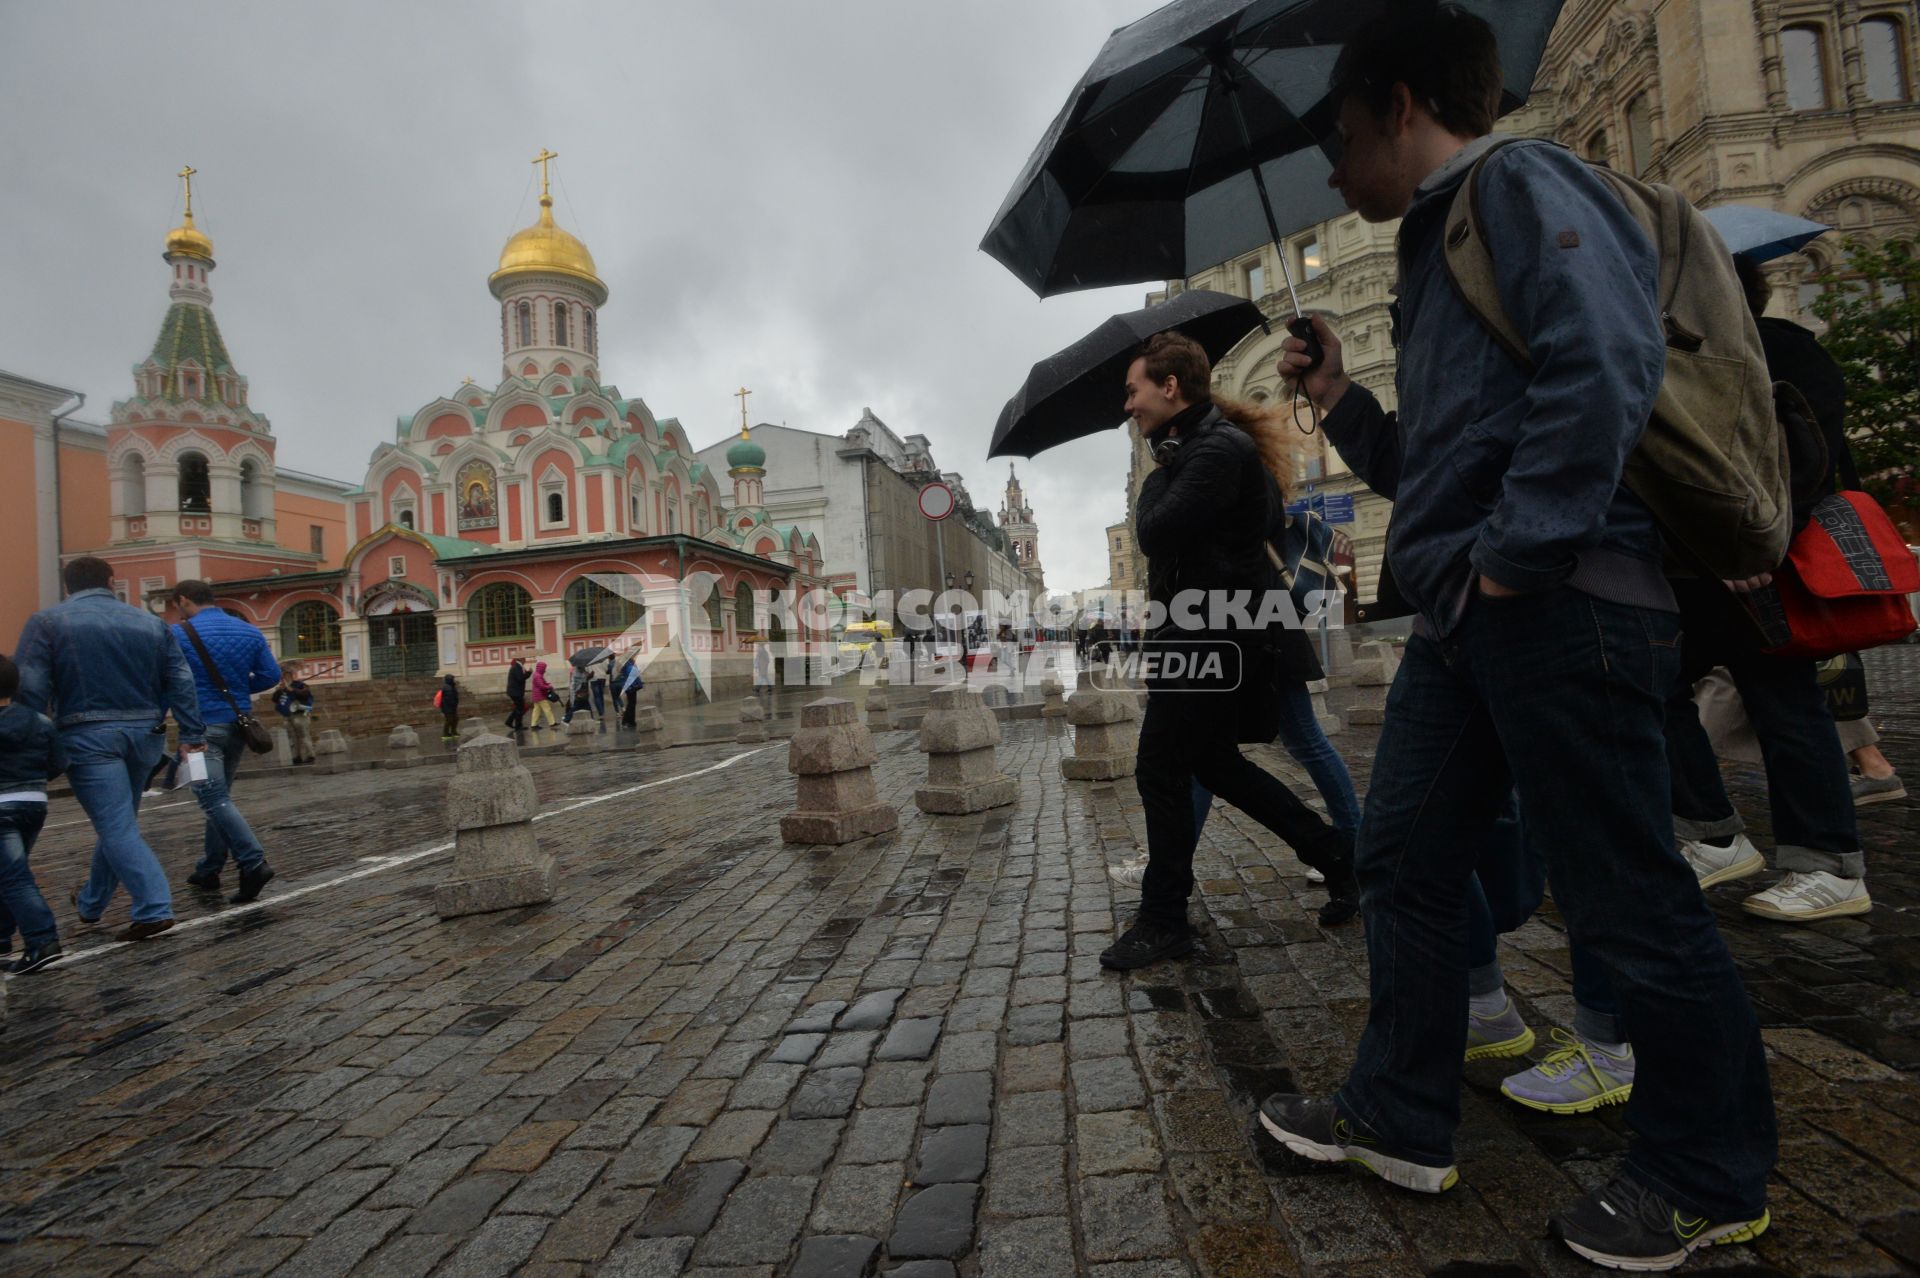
[584,309,596,353]
[279,601,342,656]
[553,303,570,346]
[120,454,147,518]
[467,583,534,642]
[517,302,532,348]
[177,451,211,513]
[565,577,642,634]
[735,581,755,632]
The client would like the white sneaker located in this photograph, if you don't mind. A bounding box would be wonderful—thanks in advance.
[1742,871,1871,922]
[1107,859,1148,889]
[1678,833,1765,888]
[1305,868,1326,884]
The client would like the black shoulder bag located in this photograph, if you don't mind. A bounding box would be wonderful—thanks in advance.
[182,619,276,754]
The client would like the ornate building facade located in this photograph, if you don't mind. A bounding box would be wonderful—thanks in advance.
[17,158,824,699]
[997,465,1045,594]
[1135,0,1920,608]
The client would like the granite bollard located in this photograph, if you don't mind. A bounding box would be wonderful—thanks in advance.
[313,728,353,775]
[565,712,598,754]
[632,704,664,753]
[270,725,293,767]
[915,686,1015,814]
[458,717,486,743]
[781,697,898,845]
[1040,677,1067,718]
[435,733,556,918]
[866,677,891,731]
[1062,679,1138,781]
[386,724,423,769]
[739,696,769,744]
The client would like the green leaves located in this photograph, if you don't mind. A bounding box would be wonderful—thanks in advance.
[1813,238,1920,506]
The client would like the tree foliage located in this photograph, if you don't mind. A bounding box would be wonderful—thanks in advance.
[1811,238,1920,505]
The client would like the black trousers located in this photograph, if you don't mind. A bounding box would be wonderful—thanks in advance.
[505,695,526,729]
[1136,684,1348,930]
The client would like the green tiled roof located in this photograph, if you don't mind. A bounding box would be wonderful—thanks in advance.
[148,302,234,374]
[414,530,488,559]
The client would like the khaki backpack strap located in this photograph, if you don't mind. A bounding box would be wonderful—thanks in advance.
[1441,140,1534,369]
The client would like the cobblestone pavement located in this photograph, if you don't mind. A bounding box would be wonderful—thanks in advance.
[0,651,1916,1276]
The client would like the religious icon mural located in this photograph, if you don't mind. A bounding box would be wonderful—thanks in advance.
[456,460,498,529]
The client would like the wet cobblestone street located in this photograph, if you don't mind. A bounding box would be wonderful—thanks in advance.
[1,652,1917,1277]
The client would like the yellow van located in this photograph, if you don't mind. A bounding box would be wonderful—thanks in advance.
[838,620,895,657]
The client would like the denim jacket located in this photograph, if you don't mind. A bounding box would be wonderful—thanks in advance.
[0,703,66,796]
[14,589,206,741]
[1321,136,1671,637]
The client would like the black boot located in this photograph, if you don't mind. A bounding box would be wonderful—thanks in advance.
[186,871,221,891]
[231,864,276,905]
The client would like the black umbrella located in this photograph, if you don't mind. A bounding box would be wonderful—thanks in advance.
[981,0,1564,309]
[569,645,612,670]
[990,289,1266,458]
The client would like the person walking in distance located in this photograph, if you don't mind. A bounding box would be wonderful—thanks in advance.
[1099,332,1357,973]
[0,653,68,974]
[437,675,461,741]
[170,581,280,905]
[14,557,204,942]
[752,636,775,716]
[1255,13,1776,1270]
[274,676,315,764]
[504,657,529,731]
[528,660,558,730]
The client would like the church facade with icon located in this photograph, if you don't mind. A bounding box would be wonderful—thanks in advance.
[4,155,826,697]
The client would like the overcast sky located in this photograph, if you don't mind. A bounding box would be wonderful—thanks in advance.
[1,0,1169,594]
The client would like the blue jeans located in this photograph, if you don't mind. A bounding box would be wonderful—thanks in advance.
[0,803,56,949]
[1192,684,1362,835]
[190,723,269,877]
[68,722,173,924]
[1464,802,1624,1043]
[1665,584,1862,877]
[1335,587,1774,1220]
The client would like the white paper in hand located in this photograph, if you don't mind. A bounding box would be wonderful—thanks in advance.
[184,751,209,784]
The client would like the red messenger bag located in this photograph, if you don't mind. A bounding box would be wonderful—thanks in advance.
[1741,490,1919,660]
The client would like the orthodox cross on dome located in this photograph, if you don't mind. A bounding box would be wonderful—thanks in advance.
[532,148,558,201]
[735,386,752,438]
[178,165,198,218]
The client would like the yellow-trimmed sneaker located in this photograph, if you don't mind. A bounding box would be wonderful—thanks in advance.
[1465,994,1536,1061]
[1500,1028,1634,1114]
[1553,1173,1768,1271]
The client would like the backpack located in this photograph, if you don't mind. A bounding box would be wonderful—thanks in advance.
[1442,140,1791,580]
[433,689,443,709]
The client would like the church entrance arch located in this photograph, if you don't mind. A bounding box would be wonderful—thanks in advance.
[363,580,439,680]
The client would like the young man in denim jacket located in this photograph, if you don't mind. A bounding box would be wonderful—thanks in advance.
[1255,10,1776,1271]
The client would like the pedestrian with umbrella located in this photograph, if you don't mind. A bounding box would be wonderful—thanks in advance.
[1246,11,1774,1268]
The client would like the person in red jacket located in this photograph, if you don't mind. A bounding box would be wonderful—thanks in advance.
[528,661,558,730]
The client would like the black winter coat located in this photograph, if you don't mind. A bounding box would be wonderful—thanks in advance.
[505,664,528,698]
[1135,406,1321,685]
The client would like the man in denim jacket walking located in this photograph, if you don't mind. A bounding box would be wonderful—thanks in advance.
[171,581,280,905]
[14,557,203,941]
[1255,11,1776,1272]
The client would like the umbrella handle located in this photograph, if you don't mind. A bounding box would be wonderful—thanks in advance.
[1287,316,1323,373]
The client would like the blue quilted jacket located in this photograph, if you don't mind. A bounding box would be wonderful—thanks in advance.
[173,609,281,725]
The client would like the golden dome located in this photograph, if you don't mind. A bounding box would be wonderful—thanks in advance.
[164,212,213,262]
[490,195,606,300]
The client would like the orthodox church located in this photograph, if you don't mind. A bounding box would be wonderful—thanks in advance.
[46,155,825,694]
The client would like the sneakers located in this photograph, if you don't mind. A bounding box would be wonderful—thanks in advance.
[1257,1094,1459,1193]
[1852,772,1907,806]
[9,942,63,975]
[1106,859,1148,890]
[1552,1173,1768,1271]
[1501,1028,1635,1114]
[1464,995,1536,1061]
[231,864,276,905]
[1305,867,1326,883]
[1098,919,1194,971]
[1316,866,1359,926]
[1742,871,1871,921]
[1677,833,1765,888]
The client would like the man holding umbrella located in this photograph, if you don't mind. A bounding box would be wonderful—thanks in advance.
[1256,10,1775,1270]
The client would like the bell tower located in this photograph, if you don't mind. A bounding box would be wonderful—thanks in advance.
[998,463,1043,592]
[490,149,608,383]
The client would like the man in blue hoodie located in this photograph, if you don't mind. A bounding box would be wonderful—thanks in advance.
[1254,11,1775,1271]
[15,556,202,941]
[169,581,280,905]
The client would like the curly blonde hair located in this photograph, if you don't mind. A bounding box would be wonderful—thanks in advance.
[1213,396,1296,504]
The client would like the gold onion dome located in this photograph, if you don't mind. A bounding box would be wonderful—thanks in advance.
[491,195,605,299]
[165,165,213,261]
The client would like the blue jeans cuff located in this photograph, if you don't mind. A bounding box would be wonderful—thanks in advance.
[1467,960,1506,998]
[1775,844,1864,878]
[1673,813,1744,843]
[1573,1003,1626,1046]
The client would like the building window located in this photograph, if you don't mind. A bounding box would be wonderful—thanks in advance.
[279,601,342,656]
[310,525,325,555]
[734,581,755,632]
[584,309,596,353]
[565,576,642,634]
[702,582,724,630]
[177,451,211,513]
[516,302,532,348]
[467,583,534,641]
[1299,235,1325,281]
[398,508,415,530]
[546,490,565,525]
[553,303,570,346]
[1586,130,1610,164]
[1244,260,1266,300]
[1625,94,1654,176]
[1864,18,1908,101]
[1784,26,1828,110]
[629,492,642,530]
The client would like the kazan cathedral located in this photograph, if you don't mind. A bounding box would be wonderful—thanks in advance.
[89,157,824,695]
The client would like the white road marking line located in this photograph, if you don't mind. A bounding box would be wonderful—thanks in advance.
[25,747,772,974]
[44,799,196,830]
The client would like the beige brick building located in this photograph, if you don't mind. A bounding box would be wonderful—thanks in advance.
[1133,0,1920,606]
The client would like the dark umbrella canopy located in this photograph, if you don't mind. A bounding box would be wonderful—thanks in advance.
[982,0,1565,298]
[569,645,612,670]
[990,289,1266,458]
